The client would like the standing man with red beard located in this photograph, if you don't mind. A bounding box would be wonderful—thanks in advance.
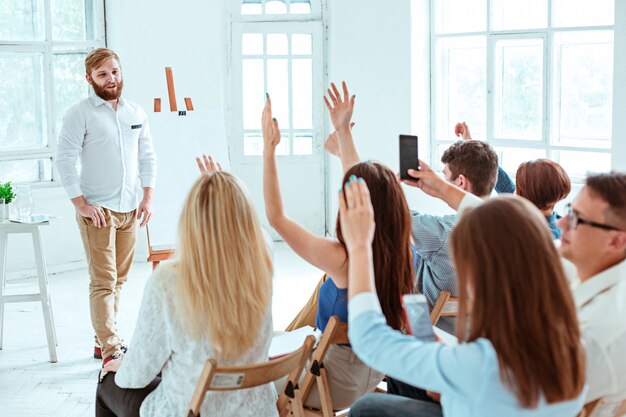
[56,48,157,365]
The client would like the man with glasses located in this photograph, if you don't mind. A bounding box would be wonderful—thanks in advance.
[557,172,626,403]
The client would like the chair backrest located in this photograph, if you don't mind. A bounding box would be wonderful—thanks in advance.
[186,335,316,417]
[582,396,626,417]
[430,291,459,324]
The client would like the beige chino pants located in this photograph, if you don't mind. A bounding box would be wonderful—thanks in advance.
[77,208,137,359]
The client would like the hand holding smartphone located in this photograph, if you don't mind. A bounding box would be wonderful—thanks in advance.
[399,135,419,180]
[402,294,436,341]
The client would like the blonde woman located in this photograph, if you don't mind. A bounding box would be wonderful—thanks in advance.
[95,158,276,417]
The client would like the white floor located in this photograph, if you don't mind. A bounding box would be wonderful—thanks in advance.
[0,242,322,417]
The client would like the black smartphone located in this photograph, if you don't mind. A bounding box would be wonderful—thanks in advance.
[402,294,436,341]
[399,135,419,180]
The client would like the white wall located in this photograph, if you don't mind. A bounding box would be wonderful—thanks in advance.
[8,0,625,275]
[324,0,454,220]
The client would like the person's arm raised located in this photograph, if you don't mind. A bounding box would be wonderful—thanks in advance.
[324,81,360,174]
[262,96,348,283]
[402,160,470,211]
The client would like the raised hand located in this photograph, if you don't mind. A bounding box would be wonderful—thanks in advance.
[196,154,223,175]
[403,160,467,210]
[324,81,355,132]
[262,94,281,153]
[454,122,472,141]
[403,160,448,198]
[324,122,356,157]
[338,175,375,252]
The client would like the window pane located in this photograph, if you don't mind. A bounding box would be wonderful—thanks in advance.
[0,53,47,150]
[242,59,265,130]
[553,150,611,178]
[242,33,263,55]
[552,0,614,27]
[495,147,546,174]
[241,3,262,15]
[435,0,486,34]
[494,38,543,141]
[243,133,263,156]
[51,0,89,40]
[291,34,312,55]
[267,59,290,128]
[491,0,547,30]
[53,52,89,136]
[294,135,313,155]
[0,158,52,183]
[434,37,486,141]
[267,34,288,55]
[292,59,312,129]
[0,0,44,40]
[552,31,613,149]
[290,2,311,14]
[265,0,287,14]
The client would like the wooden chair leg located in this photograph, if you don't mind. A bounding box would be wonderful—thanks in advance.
[317,369,334,417]
[290,390,306,417]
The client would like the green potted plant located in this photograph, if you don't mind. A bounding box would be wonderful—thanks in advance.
[0,182,15,221]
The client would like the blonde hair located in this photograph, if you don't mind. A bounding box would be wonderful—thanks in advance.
[175,172,273,360]
[85,48,120,75]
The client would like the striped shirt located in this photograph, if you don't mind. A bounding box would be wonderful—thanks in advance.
[411,211,458,334]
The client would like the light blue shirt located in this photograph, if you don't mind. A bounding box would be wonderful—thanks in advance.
[348,292,586,417]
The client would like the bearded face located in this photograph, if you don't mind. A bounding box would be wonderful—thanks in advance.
[90,77,123,101]
[87,57,123,101]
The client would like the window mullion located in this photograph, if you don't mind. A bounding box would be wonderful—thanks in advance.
[486,33,494,144]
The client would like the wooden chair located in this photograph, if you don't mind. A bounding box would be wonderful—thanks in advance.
[430,290,461,326]
[186,335,316,417]
[299,316,352,417]
[580,396,626,417]
[146,224,174,270]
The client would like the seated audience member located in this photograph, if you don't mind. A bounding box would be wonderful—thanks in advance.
[324,108,498,336]
[557,172,626,403]
[95,161,277,417]
[455,122,571,239]
[263,86,415,410]
[342,171,587,417]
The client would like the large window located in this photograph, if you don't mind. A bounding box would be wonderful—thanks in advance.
[0,0,105,184]
[231,0,324,161]
[431,0,614,181]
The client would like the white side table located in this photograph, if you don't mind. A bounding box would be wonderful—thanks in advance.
[0,220,58,363]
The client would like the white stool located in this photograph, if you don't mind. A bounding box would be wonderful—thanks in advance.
[0,220,58,362]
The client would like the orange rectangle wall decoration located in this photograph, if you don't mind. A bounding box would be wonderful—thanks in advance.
[165,67,178,112]
[154,98,161,112]
[184,97,194,111]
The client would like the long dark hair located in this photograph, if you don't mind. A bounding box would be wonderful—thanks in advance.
[450,196,585,407]
[336,161,415,331]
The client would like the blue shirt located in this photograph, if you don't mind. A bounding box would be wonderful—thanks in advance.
[495,167,562,239]
[317,245,419,333]
[348,292,587,417]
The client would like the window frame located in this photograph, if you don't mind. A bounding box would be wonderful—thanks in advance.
[429,0,615,183]
[0,0,106,187]
[229,0,325,165]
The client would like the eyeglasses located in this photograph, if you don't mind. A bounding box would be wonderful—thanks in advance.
[564,204,622,231]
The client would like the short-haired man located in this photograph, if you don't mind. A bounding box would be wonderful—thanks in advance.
[557,172,626,403]
[56,48,157,364]
[405,139,499,334]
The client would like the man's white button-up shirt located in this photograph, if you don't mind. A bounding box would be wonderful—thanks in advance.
[573,258,626,402]
[56,94,157,213]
